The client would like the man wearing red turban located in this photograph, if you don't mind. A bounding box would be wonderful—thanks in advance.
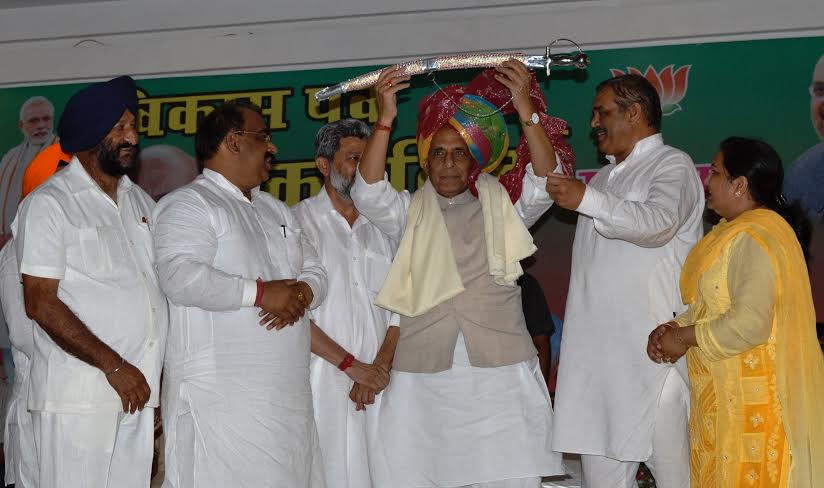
[349,60,574,488]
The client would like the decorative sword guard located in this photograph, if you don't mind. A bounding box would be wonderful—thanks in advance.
[314,39,590,101]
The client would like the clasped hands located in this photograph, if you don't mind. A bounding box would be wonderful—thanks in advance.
[257,279,313,330]
[347,356,392,411]
[646,321,688,364]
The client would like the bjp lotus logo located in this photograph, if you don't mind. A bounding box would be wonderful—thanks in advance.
[610,65,692,116]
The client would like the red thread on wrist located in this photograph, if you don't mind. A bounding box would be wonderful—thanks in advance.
[338,354,355,371]
[374,122,392,132]
[254,278,264,307]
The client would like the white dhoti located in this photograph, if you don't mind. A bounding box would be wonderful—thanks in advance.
[374,332,562,488]
[311,358,383,488]
[161,344,326,488]
[31,407,154,488]
[3,351,36,488]
[579,368,690,488]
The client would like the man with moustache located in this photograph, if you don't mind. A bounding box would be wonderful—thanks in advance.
[153,101,327,487]
[351,61,574,488]
[548,74,703,488]
[0,96,58,247]
[785,54,824,217]
[293,119,399,488]
[12,76,167,488]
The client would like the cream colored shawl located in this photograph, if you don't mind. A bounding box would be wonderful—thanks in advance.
[375,174,536,317]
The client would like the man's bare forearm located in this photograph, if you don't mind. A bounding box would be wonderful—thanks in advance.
[24,277,121,372]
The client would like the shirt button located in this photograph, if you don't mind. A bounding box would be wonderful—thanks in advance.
[149,341,156,347]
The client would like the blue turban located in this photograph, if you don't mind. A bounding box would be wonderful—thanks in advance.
[58,75,138,153]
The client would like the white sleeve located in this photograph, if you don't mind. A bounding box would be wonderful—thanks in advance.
[514,162,562,228]
[15,193,66,280]
[286,207,327,310]
[575,156,701,248]
[350,170,411,243]
[152,190,257,311]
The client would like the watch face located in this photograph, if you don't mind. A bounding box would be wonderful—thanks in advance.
[531,112,540,125]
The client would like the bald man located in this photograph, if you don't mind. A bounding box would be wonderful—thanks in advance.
[134,144,199,201]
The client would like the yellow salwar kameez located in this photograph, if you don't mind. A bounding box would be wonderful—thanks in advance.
[676,209,824,488]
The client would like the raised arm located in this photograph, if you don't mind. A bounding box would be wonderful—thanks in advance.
[494,60,557,177]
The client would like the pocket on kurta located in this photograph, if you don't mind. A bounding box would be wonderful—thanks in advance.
[364,249,392,295]
[77,226,125,278]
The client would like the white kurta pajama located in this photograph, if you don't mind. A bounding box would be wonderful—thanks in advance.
[293,188,399,488]
[12,158,167,488]
[552,134,703,487]
[154,168,327,488]
[350,165,563,488]
[0,240,37,488]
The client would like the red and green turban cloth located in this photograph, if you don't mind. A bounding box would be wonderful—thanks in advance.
[416,68,575,202]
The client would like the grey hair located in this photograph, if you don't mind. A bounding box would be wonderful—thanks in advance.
[314,119,371,161]
[19,96,54,121]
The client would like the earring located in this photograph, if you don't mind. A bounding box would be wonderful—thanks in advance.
[735,191,742,197]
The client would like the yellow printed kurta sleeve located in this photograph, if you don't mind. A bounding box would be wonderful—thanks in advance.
[694,234,775,361]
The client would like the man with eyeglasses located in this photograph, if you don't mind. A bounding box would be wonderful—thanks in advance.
[786,54,824,217]
[152,100,328,487]
[350,61,574,488]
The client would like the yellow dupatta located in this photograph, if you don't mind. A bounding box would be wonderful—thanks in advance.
[680,208,824,488]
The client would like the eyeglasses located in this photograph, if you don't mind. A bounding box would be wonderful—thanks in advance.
[234,130,273,143]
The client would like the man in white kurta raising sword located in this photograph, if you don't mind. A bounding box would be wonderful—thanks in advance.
[351,60,574,488]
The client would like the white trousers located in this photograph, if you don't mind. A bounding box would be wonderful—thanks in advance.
[32,407,154,488]
[580,368,690,488]
[458,477,542,488]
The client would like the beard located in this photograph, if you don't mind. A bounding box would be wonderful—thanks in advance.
[329,166,354,201]
[96,140,140,177]
[27,130,53,146]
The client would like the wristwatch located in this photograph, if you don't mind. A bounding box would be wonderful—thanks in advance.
[522,112,540,127]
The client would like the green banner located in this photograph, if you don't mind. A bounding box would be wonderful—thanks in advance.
[2,35,823,207]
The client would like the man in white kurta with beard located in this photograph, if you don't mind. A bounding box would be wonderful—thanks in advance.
[352,61,575,488]
[547,74,703,488]
[293,119,400,488]
[153,101,327,488]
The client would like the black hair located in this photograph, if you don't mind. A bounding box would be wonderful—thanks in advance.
[195,100,263,163]
[596,74,663,131]
[719,136,812,262]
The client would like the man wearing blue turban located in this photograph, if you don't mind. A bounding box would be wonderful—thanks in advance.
[13,75,167,488]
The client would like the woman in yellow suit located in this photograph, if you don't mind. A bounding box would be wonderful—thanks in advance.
[647,137,824,488]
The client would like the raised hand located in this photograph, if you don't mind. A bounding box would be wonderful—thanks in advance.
[494,59,536,119]
[374,66,411,126]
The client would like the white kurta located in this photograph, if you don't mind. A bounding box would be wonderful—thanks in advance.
[154,169,327,488]
[293,188,399,488]
[552,134,704,461]
[350,164,563,487]
[0,240,36,488]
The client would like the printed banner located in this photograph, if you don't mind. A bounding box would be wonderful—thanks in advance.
[1,36,823,387]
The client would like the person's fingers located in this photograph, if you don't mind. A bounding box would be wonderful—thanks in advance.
[367,390,376,405]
